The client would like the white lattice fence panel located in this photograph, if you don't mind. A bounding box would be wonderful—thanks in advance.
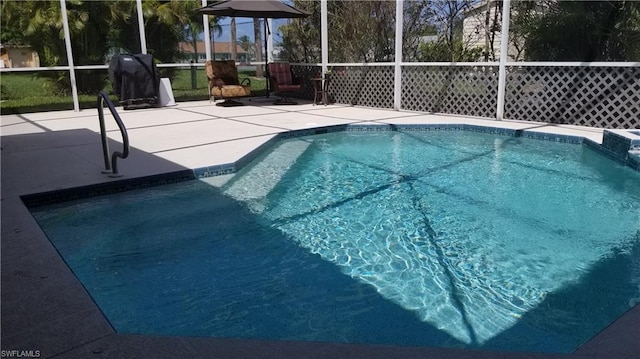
[328,66,394,108]
[505,66,640,129]
[402,66,498,118]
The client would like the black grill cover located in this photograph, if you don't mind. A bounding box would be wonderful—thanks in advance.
[108,54,159,106]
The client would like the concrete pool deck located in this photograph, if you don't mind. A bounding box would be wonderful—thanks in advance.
[1,98,638,358]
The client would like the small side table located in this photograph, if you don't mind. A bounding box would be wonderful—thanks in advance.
[311,76,330,106]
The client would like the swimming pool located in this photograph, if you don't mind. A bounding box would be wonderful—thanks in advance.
[31,129,640,353]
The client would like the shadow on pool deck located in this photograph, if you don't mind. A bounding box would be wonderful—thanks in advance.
[0,129,189,197]
[1,104,639,359]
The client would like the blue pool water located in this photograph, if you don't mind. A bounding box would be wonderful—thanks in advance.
[32,130,640,353]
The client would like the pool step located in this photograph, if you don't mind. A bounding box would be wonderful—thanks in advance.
[221,139,312,213]
[601,130,640,170]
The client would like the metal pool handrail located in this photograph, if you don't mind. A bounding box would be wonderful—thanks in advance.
[97,91,129,177]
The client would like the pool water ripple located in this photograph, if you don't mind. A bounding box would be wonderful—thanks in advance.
[250,131,640,348]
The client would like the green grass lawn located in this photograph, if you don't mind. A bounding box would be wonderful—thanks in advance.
[0,68,267,114]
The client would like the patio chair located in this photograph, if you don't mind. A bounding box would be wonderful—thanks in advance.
[205,60,251,107]
[268,62,301,105]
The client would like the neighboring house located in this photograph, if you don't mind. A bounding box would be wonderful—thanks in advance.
[178,42,248,63]
[0,43,40,68]
[462,0,520,61]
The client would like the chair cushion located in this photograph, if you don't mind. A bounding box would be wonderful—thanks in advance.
[216,76,239,86]
[268,62,293,85]
[211,85,251,98]
[206,60,239,79]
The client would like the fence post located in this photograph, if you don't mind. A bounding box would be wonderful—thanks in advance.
[394,0,403,111]
[60,0,79,112]
[191,61,197,89]
[321,0,328,76]
[202,0,211,62]
[136,0,148,54]
[496,0,511,121]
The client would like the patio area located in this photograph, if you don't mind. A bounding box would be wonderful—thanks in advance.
[1,98,638,358]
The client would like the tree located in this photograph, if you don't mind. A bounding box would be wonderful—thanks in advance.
[278,0,473,63]
[183,2,222,63]
[114,0,187,63]
[482,0,501,61]
[417,39,483,62]
[253,18,263,77]
[520,0,640,61]
[326,0,396,62]
[1,0,82,67]
[238,34,253,60]
[402,0,438,61]
[507,0,539,61]
[181,1,208,63]
[135,1,224,63]
[1,0,111,94]
[230,17,237,61]
[278,0,321,63]
[280,0,402,63]
[425,0,483,62]
[238,34,251,52]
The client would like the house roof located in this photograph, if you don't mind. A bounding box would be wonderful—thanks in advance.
[464,0,494,15]
[179,41,247,54]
